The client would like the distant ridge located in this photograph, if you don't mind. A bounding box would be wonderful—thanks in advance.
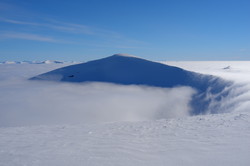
[30,54,232,114]
[0,60,74,64]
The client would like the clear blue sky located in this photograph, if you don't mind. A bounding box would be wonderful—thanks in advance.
[0,0,249,61]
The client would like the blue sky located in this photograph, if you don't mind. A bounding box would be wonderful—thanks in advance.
[0,0,249,61]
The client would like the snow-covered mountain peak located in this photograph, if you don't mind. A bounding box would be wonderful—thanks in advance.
[30,54,230,92]
[30,54,233,115]
[112,53,136,58]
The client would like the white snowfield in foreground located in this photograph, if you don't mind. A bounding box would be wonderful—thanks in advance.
[0,61,250,166]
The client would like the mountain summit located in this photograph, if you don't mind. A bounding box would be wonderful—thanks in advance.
[30,54,232,114]
[30,54,224,90]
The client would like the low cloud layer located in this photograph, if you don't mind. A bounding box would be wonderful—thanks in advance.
[0,79,195,127]
[1,62,250,127]
[164,61,250,115]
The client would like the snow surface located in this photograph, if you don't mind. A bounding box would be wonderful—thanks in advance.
[0,60,250,166]
[112,53,137,57]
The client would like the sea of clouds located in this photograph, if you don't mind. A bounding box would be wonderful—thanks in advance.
[0,62,250,127]
[0,64,196,127]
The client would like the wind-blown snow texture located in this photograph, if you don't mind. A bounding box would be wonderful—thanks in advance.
[0,58,250,166]
[31,54,232,114]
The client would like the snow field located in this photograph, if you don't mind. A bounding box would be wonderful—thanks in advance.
[0,61,250,165]
[0,112,249,166]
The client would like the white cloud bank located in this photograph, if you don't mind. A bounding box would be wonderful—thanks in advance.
[1,62,250,127]
[0,79,195,127]
[164,61,250,114]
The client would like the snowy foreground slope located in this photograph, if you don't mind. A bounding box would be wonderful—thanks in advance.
[1,114,249,166]
[0,58,250,166]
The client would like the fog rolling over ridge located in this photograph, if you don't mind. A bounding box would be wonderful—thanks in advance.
[0,56,249,127]
[31,54,233,115]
